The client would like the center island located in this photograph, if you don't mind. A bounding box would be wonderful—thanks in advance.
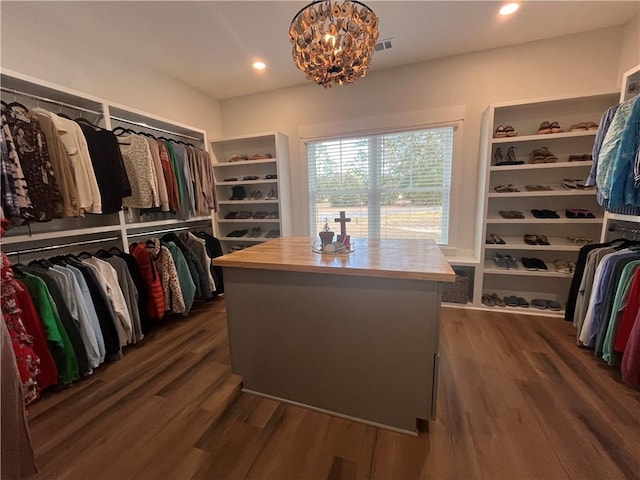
[214,236,455,434]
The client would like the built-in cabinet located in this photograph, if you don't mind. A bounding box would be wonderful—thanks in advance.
[475,92,619,315]
[210,133,291,252]
[0,69,215,257]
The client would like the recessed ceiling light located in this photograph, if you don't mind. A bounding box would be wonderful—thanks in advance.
[253,61,266,70]
[499,2,520,15]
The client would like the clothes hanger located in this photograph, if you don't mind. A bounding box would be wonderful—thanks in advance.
[108,246,123,255]
[76,251,94,259]
[57,112,72,120]
[74,117,106,131]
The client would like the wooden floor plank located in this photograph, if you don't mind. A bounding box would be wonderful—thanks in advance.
[24,303,640,480]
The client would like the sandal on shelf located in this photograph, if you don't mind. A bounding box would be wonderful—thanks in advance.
[585,121,598,130]
[490,233,506,244]
[570,122,588,132]
[524,234,538,245]
[490,293,506,307]
[494,125,506,138]
[537,235,550,245]
[482,293,496,306]
[565,209,595,219]
[504,125,518,137]
[540,147,557,163]
[550,121,563,133]
[525,185,552,192]
[567,236,592,245]
[494,184,520,193]
[530,148,547,163]
[553,259,571,273]
[531,209,559,219]
[538,121,552,134]
[485,235,495,244]
[499,210,524,219]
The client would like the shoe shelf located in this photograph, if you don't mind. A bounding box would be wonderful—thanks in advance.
[490,161,593,172]
[492,130,596,144]
[484,236,583,251]
[476,92,619,314]
[486,212,602,223]
[482,260,572,277]
[211,132,291,251]
[488,188,596,198]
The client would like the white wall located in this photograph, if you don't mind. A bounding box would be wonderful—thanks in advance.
[618,13,640,81]
[0,3,222,138]
[220,26,625,256]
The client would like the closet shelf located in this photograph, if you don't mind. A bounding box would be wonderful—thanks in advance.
[491,130,596,144]
[488,187,596,198]
[216,179,277,186]
[125,216,212,230]
[218,200,279,205]
[217,219,280,224]
[483,261,572,278]
[1,225,121,245]
[484,236,583,251]
[490,161,593,172]
[212,158,277,167]
[477,303,565,317]
[487,213,602,224]
[219,236,270,243]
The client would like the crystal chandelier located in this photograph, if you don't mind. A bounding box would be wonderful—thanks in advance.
[289,0,379,88]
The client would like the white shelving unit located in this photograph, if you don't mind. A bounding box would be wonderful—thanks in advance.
[476,91,620,316]
[0,69,215,255]
[599,64,640,242]
[210,132,291,252]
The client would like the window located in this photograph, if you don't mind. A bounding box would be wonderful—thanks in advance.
[307,126,455,244]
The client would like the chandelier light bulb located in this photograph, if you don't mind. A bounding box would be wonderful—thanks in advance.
[289,0,379,88]
[252,61,266,70]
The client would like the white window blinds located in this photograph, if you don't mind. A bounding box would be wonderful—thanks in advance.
[308,126,454,244]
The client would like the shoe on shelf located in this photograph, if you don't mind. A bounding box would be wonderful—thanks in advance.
[538,121,552,134]
[585,121,599,130]
[517,297,530,308]
[531,299,548,309]
[546,300,562,311]
[524,234,538,245]
[566,208,595,218]
[522,257,538,270]
[531,209,559,219]
[499,210,525,219]
[493,253,509,269]
[504,254,518,269]
[494,147,504,165]
[494,125,506,138]
[550,121,564,133]
[569,122,588,131]
[490,233,506,244]
[504,125,518,137]
[490,293,506,307]
[224,211,238,219]
[553,259,571,273]
[541,147,557,163]
[482,293,496,306]
[533,258,548,270]
[504,296,518,307]
[536,235,550,246]
[494,184,520,193]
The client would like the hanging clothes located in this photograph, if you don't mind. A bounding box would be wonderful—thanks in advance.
[130,242,165,321]
[156,140,180,212]
[0,108,35,223]
[147,238,185,315]
[621,307,640,386]
[1,253,41,405]
[77,121,131,214]
[3,104,61,222]
[162,239,196,314]
[118,133,159,209]
[145,137,170,212]
[180,231,217,293]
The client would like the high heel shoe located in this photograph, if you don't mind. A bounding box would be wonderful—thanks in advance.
[506,146,522,164]
[494,147,503,165]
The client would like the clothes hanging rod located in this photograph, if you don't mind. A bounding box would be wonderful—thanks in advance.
[4,235,120,256]
[127,225,195,238]
[0,86,103,116]
[109,115,203,142]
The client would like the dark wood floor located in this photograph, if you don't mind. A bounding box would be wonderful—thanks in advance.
[25,301,640,480]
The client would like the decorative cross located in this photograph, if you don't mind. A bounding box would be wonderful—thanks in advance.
[334,211,351,238]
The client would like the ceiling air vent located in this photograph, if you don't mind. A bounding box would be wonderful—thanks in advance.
[375,39,393,52]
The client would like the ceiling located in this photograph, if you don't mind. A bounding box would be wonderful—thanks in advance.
[2,1,639,100]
